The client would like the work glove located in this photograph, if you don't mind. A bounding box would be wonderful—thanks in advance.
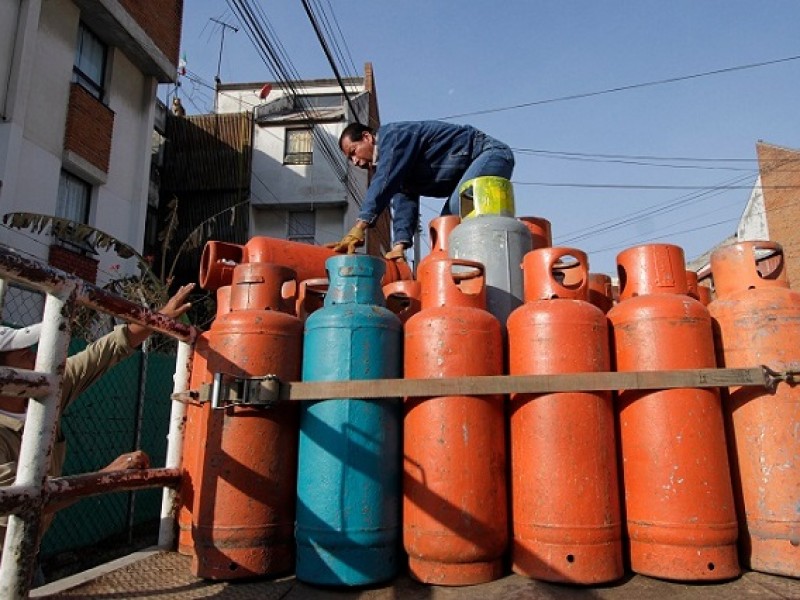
[327,225,365,254]
[384,247,407,262]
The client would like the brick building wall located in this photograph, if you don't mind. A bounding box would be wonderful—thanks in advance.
[118,0,183,66]
[757,142,800,288]
[48,245,99,284]
[64,83,115,173]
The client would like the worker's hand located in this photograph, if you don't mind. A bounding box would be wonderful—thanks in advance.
[159,283,194,320]
[102,450,150,471]
[384,247,407,262]
[326,224,365,254]
[126,283,195,348]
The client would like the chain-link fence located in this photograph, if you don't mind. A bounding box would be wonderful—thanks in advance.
[1,281,192,578]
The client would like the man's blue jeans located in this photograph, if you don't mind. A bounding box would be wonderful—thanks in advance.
[391,137,515,247]
[442,136,515,217]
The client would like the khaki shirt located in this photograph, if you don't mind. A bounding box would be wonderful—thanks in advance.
[0,325,136,545]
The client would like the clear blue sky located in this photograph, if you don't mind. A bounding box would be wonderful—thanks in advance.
[173,1,799,275]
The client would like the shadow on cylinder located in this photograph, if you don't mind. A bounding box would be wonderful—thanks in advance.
[709,241,800,577]
[296,255,403,586]
[384,280,422,325]
[608,244,739,581]
[508,247,623,584]
[296,278,328,322]
[404,258,507,585]
[178,286,231,557]
[192,263,303,580]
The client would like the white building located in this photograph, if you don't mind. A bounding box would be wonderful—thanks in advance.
[0,0,182,296]
[214,64,392,256]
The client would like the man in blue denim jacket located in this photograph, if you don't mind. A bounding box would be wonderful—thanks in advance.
[332,121,515,260]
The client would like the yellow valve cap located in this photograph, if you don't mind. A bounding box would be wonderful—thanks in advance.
[459,176,515,219]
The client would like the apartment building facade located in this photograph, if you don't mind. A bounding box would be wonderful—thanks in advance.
[0,0,182,296]
[214,63,392,257]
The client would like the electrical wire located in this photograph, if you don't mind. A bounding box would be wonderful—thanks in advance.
[225,0,392,250]
[437,53,800,120]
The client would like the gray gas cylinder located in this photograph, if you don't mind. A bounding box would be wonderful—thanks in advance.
[449,214,532,329]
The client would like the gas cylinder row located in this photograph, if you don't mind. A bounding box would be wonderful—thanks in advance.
[176,184,798,588]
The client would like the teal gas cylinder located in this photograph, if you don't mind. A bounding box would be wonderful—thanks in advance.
[295,254,403,586]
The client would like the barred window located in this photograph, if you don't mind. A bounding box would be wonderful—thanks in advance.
[73,22,107,100]
[287,211,315,245]
[284,128,313,165]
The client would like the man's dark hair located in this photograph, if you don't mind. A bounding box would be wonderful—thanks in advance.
[339,123,374,149]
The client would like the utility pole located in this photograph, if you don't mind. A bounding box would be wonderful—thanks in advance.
[210,17,238,112]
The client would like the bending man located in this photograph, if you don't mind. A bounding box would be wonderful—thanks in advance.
[333,120,515,260]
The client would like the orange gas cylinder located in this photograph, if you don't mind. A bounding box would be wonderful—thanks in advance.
[588,273,615,313]
[685,270,700,301]
[383,280,422,325]
[508,248,623,584]
[518,216,552,248]
[609,243,739,581]
[199,237,412,291]
[192,263,303,580]
[403,258,507,585]
[418,215,460,271]
[296,278,328,321]
[708,241,800,577]
[697,284,712,306]
[178,285,231,556]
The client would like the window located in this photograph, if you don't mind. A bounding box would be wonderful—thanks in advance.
[56,171,91,224]
[284,128,313,165]
[287,211,315,245]
[55,171,94,254]
[73,23,107,100]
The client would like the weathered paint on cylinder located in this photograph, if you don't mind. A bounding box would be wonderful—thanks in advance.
[588,273,615,313]
[192,264,302,580]
[518,216,553,249]
[178,285,231,556]
[508,248,623,584]
[296,278,328,321]
[199,237,412,291]
[609,244,739,581]
[404,258,507,585]
[709,241,800,577]
[296,255,402,586]
[383,280,422,325]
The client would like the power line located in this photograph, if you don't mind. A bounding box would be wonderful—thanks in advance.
[437,53,800,120]
[299,0,360,121]
[512,148,762,172]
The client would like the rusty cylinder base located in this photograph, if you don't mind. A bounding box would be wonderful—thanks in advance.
[408,556,504,586]
[191,535,294,581]
[629,538,739,581]
[512,533,624,584]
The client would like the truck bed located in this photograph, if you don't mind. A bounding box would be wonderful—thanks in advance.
[30,549,800,599]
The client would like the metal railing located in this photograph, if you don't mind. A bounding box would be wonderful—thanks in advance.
[0,245,196,599]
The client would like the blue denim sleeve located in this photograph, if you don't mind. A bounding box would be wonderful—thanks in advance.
[358,126,420,225]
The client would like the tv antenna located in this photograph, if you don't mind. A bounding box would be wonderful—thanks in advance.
[210,17,239,87]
